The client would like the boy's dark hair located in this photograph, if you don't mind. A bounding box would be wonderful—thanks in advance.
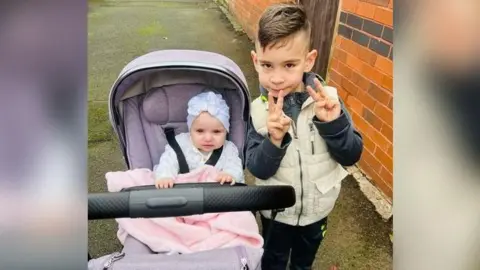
[257,3,311,51]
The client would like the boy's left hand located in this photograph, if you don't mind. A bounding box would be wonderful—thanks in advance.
[215,172,236,185]
[306,78,341,122]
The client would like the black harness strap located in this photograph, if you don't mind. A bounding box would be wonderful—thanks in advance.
[164,128,224,174]
[165,128,190,174]
[205,146,223,166]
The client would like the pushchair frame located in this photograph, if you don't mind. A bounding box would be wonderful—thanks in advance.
[88,50,296,266]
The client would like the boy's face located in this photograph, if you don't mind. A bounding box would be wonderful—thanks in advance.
[190,112,227,153]
[251,31,317,97]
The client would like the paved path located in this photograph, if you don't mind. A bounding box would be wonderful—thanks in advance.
[88,1,392,269]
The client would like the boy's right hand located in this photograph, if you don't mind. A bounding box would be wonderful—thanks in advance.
[155,178,174,189]
[267,90,291,147]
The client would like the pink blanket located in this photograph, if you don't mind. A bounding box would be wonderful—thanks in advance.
[105,165,264,254]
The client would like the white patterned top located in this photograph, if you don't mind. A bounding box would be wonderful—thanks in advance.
[153,132,244,183]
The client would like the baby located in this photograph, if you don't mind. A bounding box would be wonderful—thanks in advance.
[154,90,244,188]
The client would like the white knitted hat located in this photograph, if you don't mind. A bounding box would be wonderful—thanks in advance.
[186,91,230,132]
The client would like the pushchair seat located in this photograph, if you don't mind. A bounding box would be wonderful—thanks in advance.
[119,69,246,170]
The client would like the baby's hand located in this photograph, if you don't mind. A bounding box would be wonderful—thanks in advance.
[215,172,235,185]
[155,178,174,189]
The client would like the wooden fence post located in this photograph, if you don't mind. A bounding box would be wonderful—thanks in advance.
[300,0,341,80]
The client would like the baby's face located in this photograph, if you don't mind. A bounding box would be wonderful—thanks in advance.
[190,112,227,152]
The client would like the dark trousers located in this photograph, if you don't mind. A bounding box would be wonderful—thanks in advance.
[261,215,328,270]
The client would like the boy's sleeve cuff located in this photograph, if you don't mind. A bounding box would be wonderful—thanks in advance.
[262,133,292,158]
[313,110,350,137]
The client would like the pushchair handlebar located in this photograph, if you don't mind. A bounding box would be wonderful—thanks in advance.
[88,183,296,220]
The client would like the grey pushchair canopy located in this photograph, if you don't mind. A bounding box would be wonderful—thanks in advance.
[108,49,250,170]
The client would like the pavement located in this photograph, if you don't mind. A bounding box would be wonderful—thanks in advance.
[88,0,393,269]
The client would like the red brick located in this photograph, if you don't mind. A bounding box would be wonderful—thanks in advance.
[357,90,377,110]
[388,0,393,9]
[329,72,342,87]
[251,14,261,26]
[350,110,376,139]
[360,0,390,7]
[352,72,372,92]
[333,48,348,63]
[357,46,377,66]
[247,0,262,14]
[374,147,393,173]
[339,35,349,44]
[379,165,393,184]
[368,83,391,107]
[375,56,393,76]
[374,102,392,127]
[341,77,359,96]
[329,70,342,85]
[374,7,393,27]
[346,54,363,73]
[387,143,393,158]
[257,0,274,10]
[382,75,393,92]
[350,40,362,57]
[362,148,382,172]
[388,96,393,110]
[371,128,391,152]
[362,133,376,153]
[338,87,349,101]
[337,62,353,79]
[329,79,340,88]
[238,3,251,19]
[343,0,359,13]
[332,58,340,70]
[374,168,393,199]
[339,37,349,51]
[380,123,393,143]
[358,159,383,188]
[362,108,383,131]
[346,96,364,115]
[341,39,359,57]
[335,35,343,48]
[356,1,376,19]
[361,63,384,86]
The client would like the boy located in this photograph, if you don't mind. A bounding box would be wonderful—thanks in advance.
[246,3,363,270]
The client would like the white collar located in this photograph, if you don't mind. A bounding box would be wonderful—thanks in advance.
[189,136,213,162]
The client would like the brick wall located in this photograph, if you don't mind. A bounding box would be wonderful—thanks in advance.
[224,0,394,201]
[225,0,294,40]
[329,0,393,200]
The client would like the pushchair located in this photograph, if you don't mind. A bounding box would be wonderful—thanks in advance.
[88,49,296,269]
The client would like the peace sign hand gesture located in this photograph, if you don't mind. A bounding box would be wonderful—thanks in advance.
[306,78,341,122]
[266,90,291,147]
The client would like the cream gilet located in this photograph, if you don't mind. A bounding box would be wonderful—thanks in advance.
[250,96,348,226]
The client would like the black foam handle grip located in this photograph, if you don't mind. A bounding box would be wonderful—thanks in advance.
[88,192,130,220]
[88,184,295,220]
[204,185,295,212]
